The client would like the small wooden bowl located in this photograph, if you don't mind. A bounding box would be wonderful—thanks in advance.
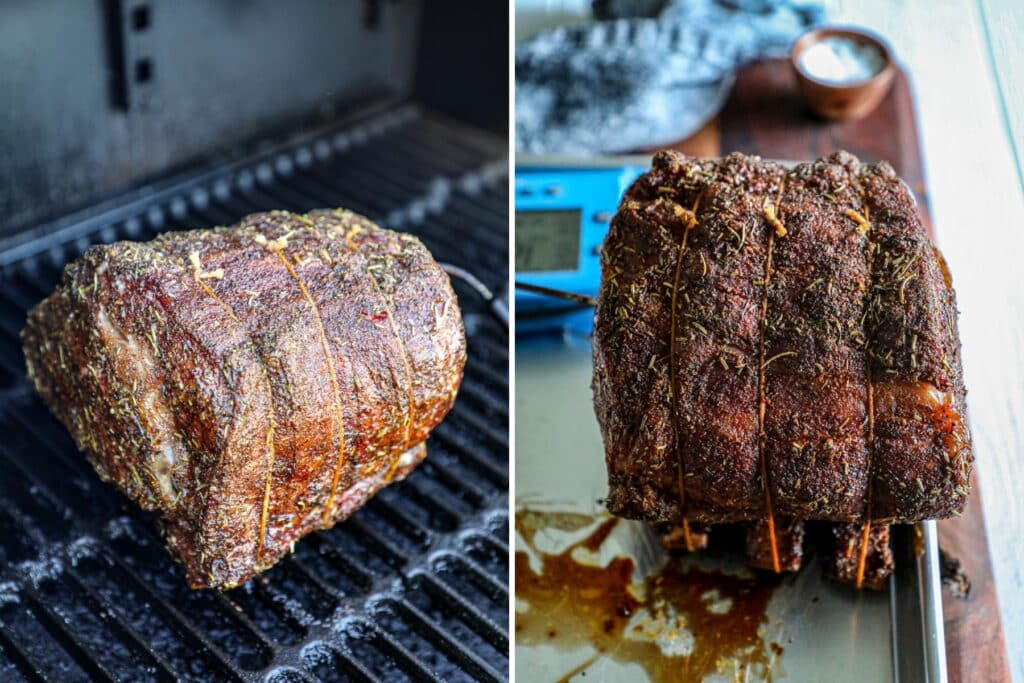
[791,27,896,121]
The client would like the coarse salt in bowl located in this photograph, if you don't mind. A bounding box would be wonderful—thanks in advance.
[791,27,896,121]
[798,37,887,85]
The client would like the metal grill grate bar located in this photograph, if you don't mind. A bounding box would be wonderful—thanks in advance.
[208,591,282,654]
[431,424,508,485]
[441,554,510,602]
[21,589,119,683]
[95,544,248,680]
[62,566,180,682]
[463,361,508,394]
[448,409,510,451]
[364,622,447,683]
[0,625,49,683]
[343,517,412,569]
[414,573,507,651]
[319,642,385,683]
[416,459,489,509]
[393,598,504,683]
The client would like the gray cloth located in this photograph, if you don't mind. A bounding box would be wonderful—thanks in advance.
[516,0,824,154]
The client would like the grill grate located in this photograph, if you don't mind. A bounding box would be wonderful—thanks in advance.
[0,102,509,682]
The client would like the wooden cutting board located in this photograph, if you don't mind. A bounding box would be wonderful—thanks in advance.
[656,58,1010,683]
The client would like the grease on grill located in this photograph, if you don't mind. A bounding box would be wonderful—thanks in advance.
[516,510,783,682]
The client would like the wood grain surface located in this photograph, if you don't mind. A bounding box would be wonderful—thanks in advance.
[662,58,1010,683]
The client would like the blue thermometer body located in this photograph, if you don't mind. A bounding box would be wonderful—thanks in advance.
[515,157,648,335]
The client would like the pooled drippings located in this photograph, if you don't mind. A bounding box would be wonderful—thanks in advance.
[516,510,783,682]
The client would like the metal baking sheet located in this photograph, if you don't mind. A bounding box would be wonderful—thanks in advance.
[514,333,947,682]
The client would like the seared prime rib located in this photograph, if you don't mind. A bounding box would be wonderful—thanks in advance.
[593,151,971,587]
[22,209,466,589]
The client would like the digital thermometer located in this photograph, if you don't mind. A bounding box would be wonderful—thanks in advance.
[515,155,649,334]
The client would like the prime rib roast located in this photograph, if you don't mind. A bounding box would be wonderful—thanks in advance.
[593,151,971,588]
[22,209,466,589]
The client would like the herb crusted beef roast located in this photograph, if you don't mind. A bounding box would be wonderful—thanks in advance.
[22,209,466,589]
[593,151,971,587]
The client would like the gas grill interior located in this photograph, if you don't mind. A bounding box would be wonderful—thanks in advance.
[0,102,509,682]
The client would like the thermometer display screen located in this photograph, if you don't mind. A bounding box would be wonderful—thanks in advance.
[515,209,581,272]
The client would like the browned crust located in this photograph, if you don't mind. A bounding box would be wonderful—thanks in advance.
[763,152,871,521]
[156,217,344,572]
[673,153,786,524]
[593,151,716,523]
[860,164,971,521]
[317,210,467,452]
[22,210,465,589]
[594,152,972,551]
[24,242,274,587]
